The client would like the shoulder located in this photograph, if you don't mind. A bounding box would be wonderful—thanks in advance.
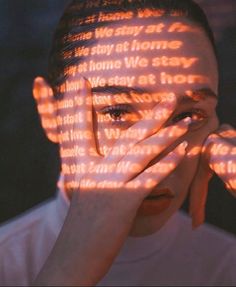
[177,211,236,247]
[0,193,68,285]
[0,197,57,246]
[175,211,236,284]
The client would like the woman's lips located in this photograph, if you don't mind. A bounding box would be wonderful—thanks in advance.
[137,188,174,216]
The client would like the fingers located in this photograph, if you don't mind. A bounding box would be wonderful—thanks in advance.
[59,77,100,190]
[72,78,99,157]
[203,124,236,192]
[121,117,191,180]
[188,153,213,229]
[58,77,98,156]
[216,124,236,145]
[125,93,177,142]
[106,93,177,162]
[207,136,236,193]
[129,141,188,195]
[85,118,190,186]
[189,124,236,228]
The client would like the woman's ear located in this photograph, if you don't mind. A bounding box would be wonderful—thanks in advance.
[33,76,59,143]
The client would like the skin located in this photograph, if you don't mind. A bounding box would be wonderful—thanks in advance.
[32,17,236,285]
[88,18,219,235]
[189,124,236,227]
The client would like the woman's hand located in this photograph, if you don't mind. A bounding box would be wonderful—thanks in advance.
[34,77,191,286]
[189,124,236,228]
[60,77,191,212]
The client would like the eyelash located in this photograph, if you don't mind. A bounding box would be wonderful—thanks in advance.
[100,105,208,129]
[100,104,136,126]
[172,109,207,124]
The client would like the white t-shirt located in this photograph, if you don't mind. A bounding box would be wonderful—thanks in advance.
[0,189,236,286]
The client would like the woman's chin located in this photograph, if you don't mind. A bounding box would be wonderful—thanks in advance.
[137,196,173,217]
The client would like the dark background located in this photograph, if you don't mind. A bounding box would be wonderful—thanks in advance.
[0,0,236,234]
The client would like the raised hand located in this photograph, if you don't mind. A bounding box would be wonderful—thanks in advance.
[34,77,191,286]
[189,124,236,228]
[59,77,191,212]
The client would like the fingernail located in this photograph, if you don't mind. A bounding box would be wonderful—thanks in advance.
[183,117,192,125]
[153,95,176,119]
[177,141,188,154]
[181,140,188,149]
[166,92,176,103]
[166,94,177,107]
[160,93,177,106]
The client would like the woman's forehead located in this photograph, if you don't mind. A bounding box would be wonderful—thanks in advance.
[63,18,218,96]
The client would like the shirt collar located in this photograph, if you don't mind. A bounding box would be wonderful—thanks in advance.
[114,212,180,264]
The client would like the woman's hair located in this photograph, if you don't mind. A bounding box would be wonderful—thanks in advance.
[48,0,218,97]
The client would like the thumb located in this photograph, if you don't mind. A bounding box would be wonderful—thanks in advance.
[189,150,213,229]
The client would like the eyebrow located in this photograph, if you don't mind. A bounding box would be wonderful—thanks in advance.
[92,85,147,96]
[180,88,217,104]
[92,85,217,103]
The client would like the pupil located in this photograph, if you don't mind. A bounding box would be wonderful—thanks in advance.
[113,110,122,118]
[114,111,120,117]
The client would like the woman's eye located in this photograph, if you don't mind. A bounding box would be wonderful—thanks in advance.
[99,104,139,126]
[172,109,208,129]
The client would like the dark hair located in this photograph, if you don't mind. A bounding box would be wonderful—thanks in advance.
[48,0,218,97]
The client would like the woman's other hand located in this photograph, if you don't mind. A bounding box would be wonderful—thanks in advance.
[189,124,236,228]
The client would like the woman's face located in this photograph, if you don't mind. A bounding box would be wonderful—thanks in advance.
[62,17,219,235]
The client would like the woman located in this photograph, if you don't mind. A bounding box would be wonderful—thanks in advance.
[1,0,236,285]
